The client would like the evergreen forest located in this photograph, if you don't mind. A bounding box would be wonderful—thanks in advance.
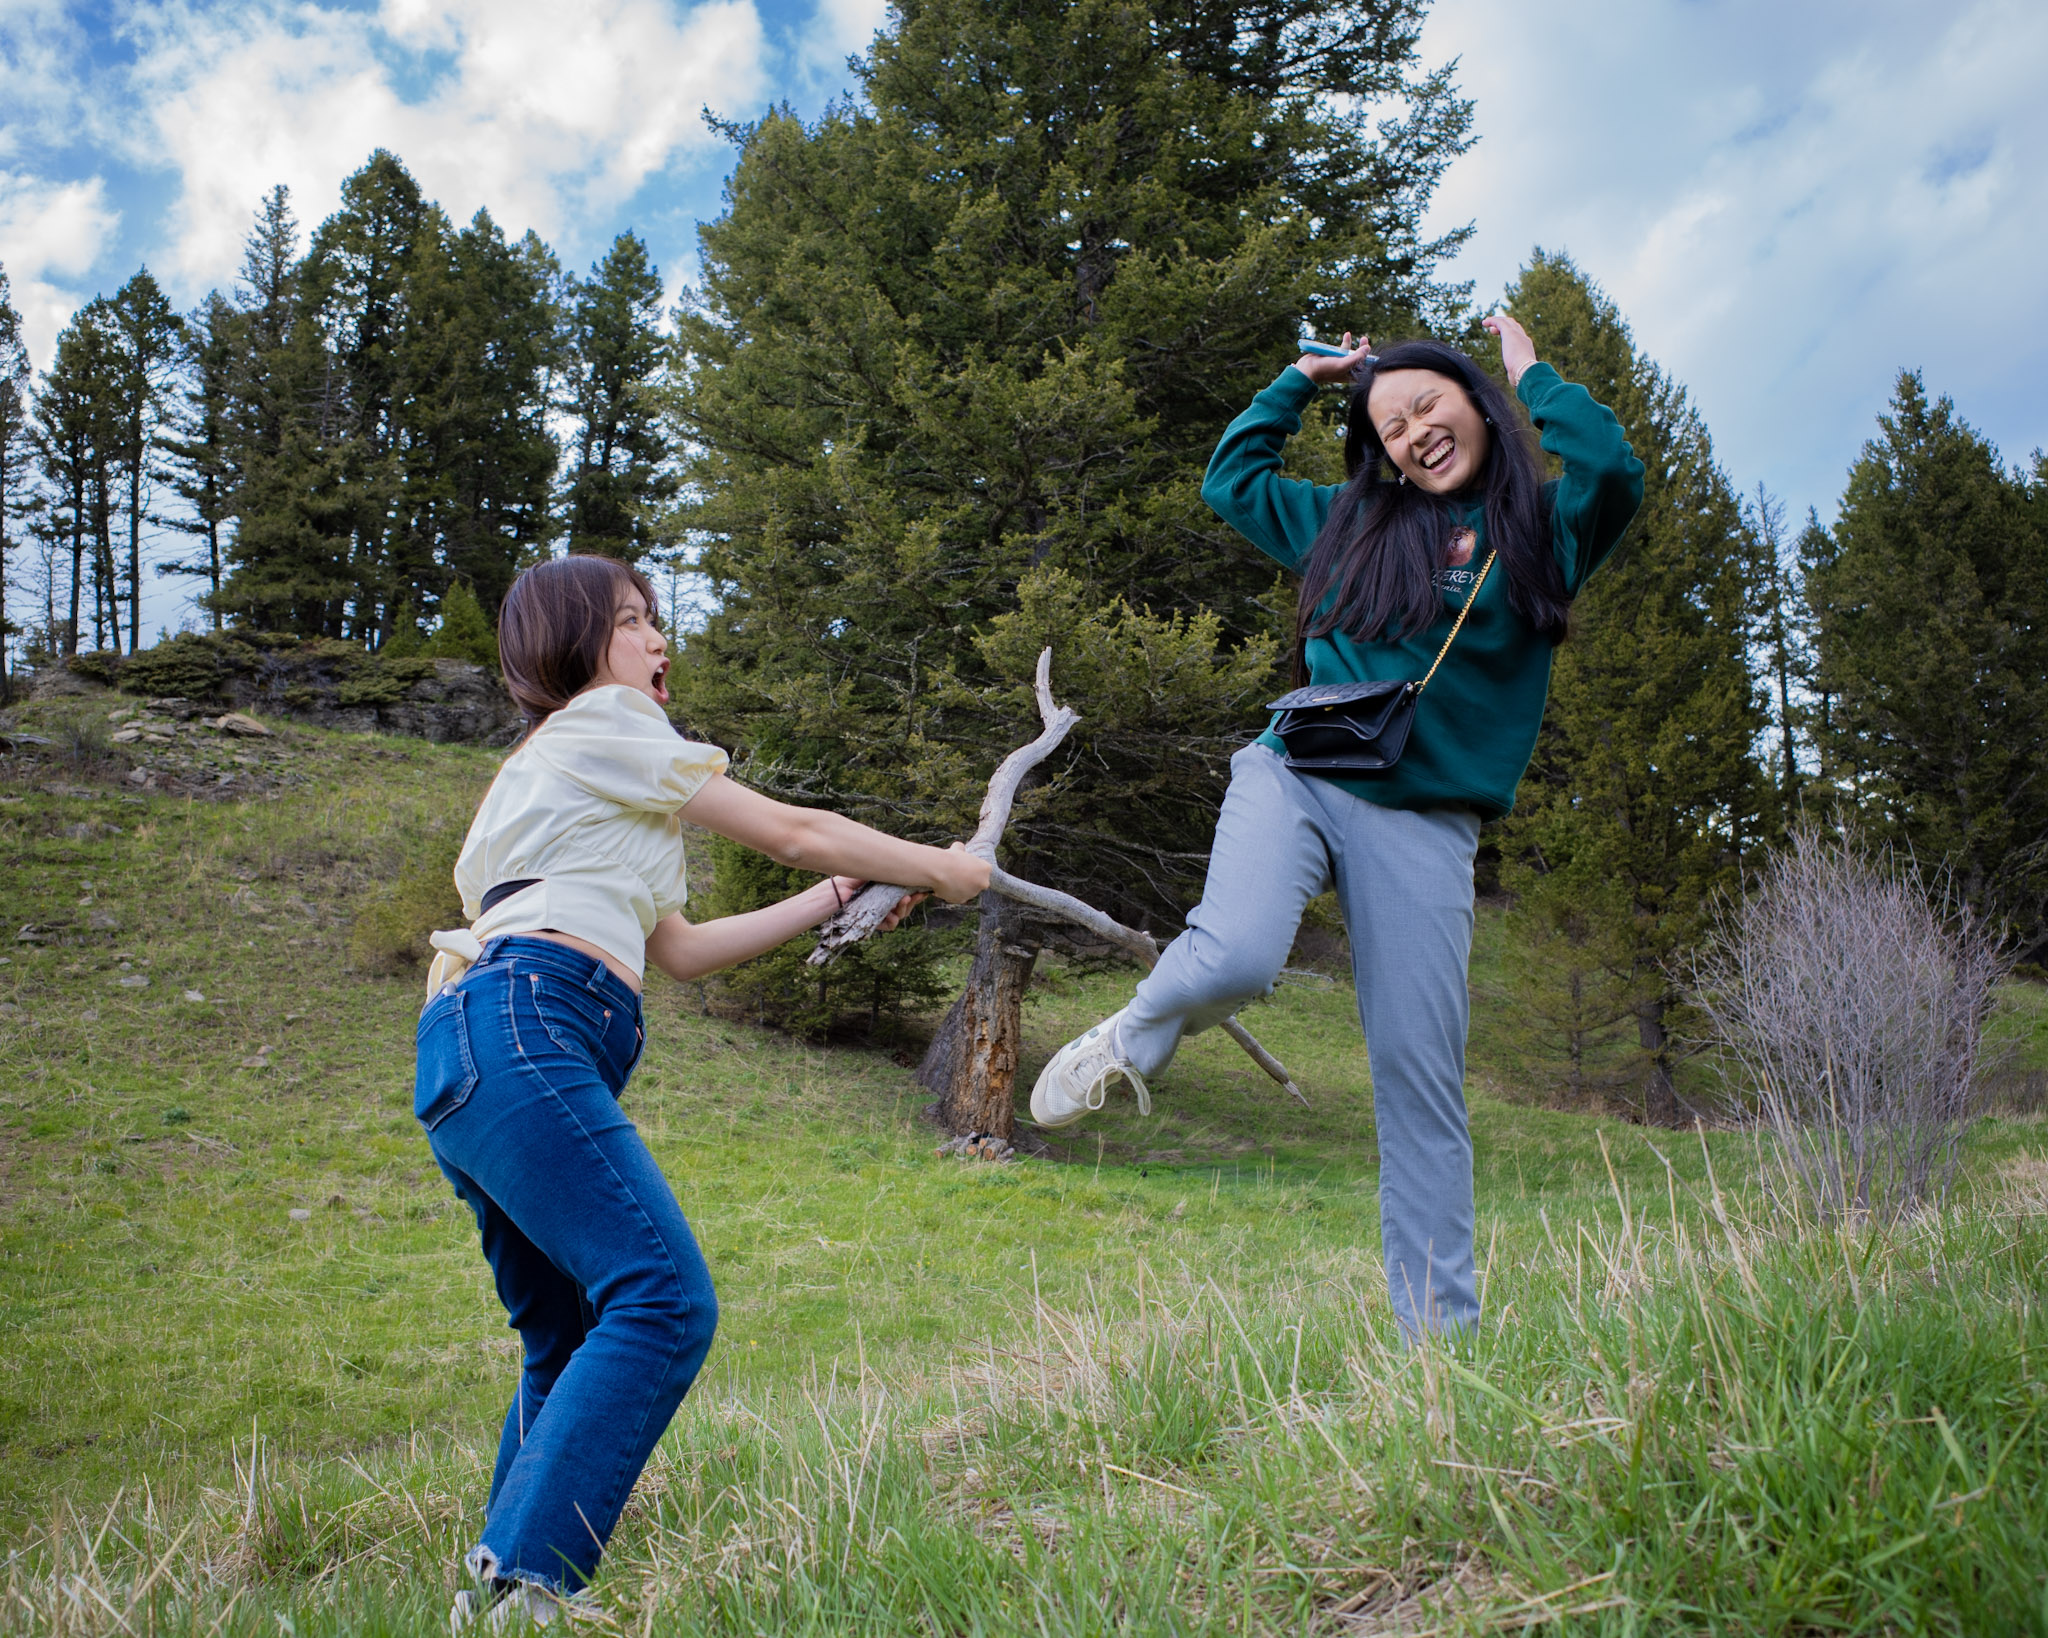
[0,0,2042,1121]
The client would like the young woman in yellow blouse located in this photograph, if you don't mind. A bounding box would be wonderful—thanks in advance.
[417,555,987,1625]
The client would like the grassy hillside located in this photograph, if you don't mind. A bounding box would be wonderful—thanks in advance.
[3,697,2047,1634]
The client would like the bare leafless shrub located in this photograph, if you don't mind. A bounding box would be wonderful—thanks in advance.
[1688,826,2011,1222]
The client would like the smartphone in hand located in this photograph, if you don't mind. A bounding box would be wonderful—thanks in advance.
[1299,339,1353,358]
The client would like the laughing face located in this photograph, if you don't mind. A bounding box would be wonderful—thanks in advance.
[592,588,671,707]
[1365,368,1491,496]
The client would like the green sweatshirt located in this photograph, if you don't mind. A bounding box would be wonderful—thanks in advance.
[1201,361,1645,817]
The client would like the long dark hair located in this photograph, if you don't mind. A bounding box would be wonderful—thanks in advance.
[498,554,659,727]
[1294,339,1567,679]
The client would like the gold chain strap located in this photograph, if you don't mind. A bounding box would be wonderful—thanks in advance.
[1416,550,1496,694]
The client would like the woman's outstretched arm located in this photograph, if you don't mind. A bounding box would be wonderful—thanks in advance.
[679,773,989,902]
[644,878,919,983]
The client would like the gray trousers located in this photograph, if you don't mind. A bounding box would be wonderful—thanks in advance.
[1121,745,1482,1338]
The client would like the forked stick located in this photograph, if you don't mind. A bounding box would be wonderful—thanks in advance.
[810,648,1076,961]
[807,648,1307,1106]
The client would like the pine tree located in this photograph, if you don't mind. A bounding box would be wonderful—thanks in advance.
[301,151,426,636]
[216,185,359,632]
[34,304,124,655]
[1743,484,1812,819]
[157,292,237,623]
[1808,375,2048,956]
[216,167,560,640]
[561,232,674,561]
[1794,510,1842,778]
[107,268,184,651]
[393,207,560,625]
[665,0,1472,938]
[420,579,499,666]
[1497,252,1767,1124]
[0,268,31,692]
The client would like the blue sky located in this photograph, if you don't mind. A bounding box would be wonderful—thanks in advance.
[3,0,2044,634]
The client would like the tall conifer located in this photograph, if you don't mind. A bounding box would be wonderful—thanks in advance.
[216,186,357,632]
[393,208,559,624]
[107,269,183,651]
[1809,375,2048,956]
[665,0,1472,931]
[1497,252,1766,1123]
[0,269,30,690]
[34,305,125,654]
[561,232,673,562]
[158,292,237,623]
[302,152,427,636]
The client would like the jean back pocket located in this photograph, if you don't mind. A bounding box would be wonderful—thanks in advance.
[415,986,480,1131]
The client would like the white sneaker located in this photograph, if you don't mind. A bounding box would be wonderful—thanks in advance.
[451,1581,591,1631]
[1029,1008,1150,1128]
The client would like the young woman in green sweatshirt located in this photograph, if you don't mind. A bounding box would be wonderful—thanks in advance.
[1030,316,1644,1339]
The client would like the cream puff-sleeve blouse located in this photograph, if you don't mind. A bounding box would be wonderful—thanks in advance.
[425,685,729,994]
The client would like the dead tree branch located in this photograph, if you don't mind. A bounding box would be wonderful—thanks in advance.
[808,647,1305,1106]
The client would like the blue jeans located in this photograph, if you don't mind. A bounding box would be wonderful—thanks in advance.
[415,937,718,1593]
[1120,746,1482,1339]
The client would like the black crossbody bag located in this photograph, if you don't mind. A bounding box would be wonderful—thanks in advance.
[1266,551,1495,776]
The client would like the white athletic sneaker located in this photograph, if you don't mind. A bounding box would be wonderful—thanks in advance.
[451,1581,591,1631]
[1029,1008,1150,1128]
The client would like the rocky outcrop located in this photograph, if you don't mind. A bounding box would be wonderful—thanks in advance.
[27,633,524,745]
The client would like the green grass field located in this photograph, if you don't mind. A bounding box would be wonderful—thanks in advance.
[4,698,2047,1634]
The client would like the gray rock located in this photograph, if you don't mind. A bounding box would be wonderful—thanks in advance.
[28,644,527,747]
[25,666,106,701]
[209,712,273,737]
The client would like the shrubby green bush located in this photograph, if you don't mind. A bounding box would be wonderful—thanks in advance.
[347,829,465,972]
[115,634,231,698]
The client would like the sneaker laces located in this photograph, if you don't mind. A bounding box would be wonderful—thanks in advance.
[1078,1032,1150,1116]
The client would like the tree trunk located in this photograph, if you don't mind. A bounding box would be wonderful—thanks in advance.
[819,647,1302,1117]
[1638,998,1680,1126]
[127,459,142,654]
[66,522,84,657]
[919,891,1040,1141]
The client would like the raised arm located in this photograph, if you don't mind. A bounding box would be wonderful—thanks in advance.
[1199,340,1361,569]
[1486,312,1645,594]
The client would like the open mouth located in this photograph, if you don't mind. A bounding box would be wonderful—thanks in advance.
[1417,434,1456,475]
[652,662,670,705]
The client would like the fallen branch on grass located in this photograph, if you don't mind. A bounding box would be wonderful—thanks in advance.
[809,648,1305,1109]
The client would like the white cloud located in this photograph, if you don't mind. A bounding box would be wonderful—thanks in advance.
[0,0,94,163]
[1418,0,2048,516]
[0,169,119,362]
[121,0,770,292]
[793,0,888,84]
